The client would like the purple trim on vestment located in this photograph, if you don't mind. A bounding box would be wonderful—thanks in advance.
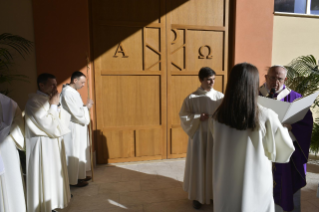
[260,87,313,211]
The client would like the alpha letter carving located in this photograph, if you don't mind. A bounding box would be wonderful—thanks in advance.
[198,45,213,59]
[114,43,128,58]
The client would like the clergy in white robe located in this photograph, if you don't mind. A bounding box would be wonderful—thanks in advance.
[180,67,224,209]
[209,63,295,212]
[0,94,26,212]
[60,71,93,186]
[25,73,71,212]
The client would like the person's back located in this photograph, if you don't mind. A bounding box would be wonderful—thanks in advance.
[210,63,295,212]
[212,106,294,212]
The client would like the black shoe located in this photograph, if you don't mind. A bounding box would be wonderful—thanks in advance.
[70,180,88,187]
[71,194,73,198]
[193,200,202,209]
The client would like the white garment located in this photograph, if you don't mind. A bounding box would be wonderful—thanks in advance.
[180,87,224,204]
[0,94,26,212]
[210,105,295,212]
[25,91,71,212]
[60,85,90,185]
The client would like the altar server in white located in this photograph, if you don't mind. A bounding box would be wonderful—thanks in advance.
[0,93,26,212]
[210,63,295,212]
[25,73,71,212]
[60,71,93,187]
[180,67,224,209]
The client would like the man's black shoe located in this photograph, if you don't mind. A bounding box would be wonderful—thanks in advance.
[193,200,202,209]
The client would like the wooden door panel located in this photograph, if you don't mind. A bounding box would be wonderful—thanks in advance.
[96,0,161,23]
[93,0,167,163]
[97,26,143,72]
[170,127,188,155]
[98,76,161,127]
[187,30,224,72]
[167,0,225,26]
[136,128,162,157]
[92,0,228,163]
[103,130,135,159]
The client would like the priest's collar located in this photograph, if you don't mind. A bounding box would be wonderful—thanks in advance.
[63,83,78,92]
[199,86,213,93]
[259,84,291,100]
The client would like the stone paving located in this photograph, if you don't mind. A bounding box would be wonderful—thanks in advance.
[58,159,319,212]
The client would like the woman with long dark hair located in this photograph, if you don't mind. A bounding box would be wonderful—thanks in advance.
[210,63,295,212]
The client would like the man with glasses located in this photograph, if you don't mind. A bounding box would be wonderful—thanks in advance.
[259,65,313,212]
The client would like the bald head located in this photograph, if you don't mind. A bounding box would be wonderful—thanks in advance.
[265,65,287,92]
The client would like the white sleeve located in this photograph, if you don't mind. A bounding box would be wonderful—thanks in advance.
[61,92,90,126]
[263,109,295,163]
[179,97,201,138]
[25,98,69,138]
[10,106,25,150]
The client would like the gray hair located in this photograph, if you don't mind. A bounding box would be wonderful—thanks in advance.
[267,65,288,77]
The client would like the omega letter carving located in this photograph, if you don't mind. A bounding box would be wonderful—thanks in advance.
[114,43,128,58]
[198,45,213,59]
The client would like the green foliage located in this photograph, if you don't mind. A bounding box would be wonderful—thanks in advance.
[0,33,33,93]
[310,123,319,156]
[285,55,319,96]
[285,55,319,154]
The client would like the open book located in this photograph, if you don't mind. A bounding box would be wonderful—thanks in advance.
[258,91,319,124]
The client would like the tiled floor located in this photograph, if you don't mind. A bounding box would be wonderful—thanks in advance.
[57,159,319,212]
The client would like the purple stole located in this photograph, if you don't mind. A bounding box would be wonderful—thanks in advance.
[259,85,313,211]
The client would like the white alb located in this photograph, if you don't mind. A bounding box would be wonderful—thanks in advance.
[180,87,224,204]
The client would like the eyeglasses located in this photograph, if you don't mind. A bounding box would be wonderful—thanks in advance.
[268,76,285,82]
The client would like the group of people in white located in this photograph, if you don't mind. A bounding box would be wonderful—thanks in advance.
[0,63,315,212]
[0,71,93,212]
[181,64,313,212]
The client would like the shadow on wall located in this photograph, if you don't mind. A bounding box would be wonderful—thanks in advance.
[32,0,191,88]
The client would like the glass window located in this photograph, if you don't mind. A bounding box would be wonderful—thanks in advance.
[274,0,307,14]
[311,0,319,14]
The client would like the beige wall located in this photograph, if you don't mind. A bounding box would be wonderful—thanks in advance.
[0,0,37,109]
[272,15,319,66]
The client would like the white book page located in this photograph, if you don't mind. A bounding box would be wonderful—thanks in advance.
[283,91,319,124]
[258,91,319,124]
[258,96,290,122]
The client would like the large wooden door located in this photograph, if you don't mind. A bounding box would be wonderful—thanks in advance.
[92,0,229,163]
[166,0,229,158]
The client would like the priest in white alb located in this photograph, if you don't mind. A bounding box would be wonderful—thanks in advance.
[0,93,26,212]
[60,71,93,187]
[25,73,71,212]
[180,67,224,210]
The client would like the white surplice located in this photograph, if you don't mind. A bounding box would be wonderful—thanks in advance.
[60,85,90,185]
[210,105,295,212]
[0,94,26,212]
[25,91,71,212]
[180,87,224,204]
